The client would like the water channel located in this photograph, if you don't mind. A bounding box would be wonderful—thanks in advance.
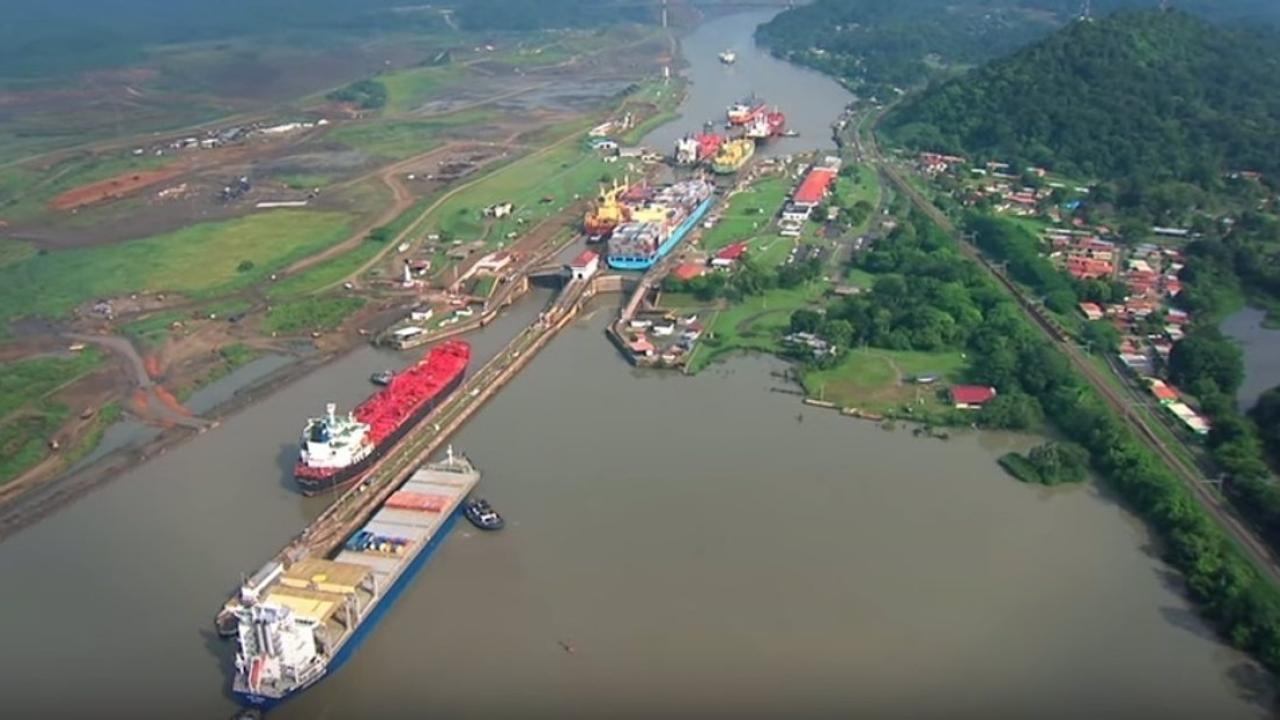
[0,10,1273,719]
[1222,306,1280,412]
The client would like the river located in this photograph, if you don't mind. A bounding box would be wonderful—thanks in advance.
[0,10,1273,720]
[1222,306,1280,412]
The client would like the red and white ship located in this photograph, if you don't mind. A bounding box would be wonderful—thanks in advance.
[726,96,767,126]
[293,340,470,495]
[674,132,725,165]
[744,108,787,139]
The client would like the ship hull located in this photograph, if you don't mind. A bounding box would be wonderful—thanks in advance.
[607,196,714,271]
[234,509,464,709]
[294,370,465,495]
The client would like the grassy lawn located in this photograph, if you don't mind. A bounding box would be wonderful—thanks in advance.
[686,283,826,373]
[377,65,465,114]
[268,240,384,299]
[0,238,36,268]
[0,349,102,421]
[697,175,791,254]
[800,348,967,413]
[121,311,187,348]
[327,110,495,158]
[0,210,353,327]
[424,140,618,250]
[0,402,68,486]
[264,296,365,335]
[0,151,171,222]
[275,173,333,190]
[846,267,876,288]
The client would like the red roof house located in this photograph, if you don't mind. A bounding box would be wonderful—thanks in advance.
[671,262,705,282]
[715,242,749,261]
[793,168,837,207]
[950,385,997,409]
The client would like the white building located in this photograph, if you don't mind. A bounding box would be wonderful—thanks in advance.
[568,250,600,280]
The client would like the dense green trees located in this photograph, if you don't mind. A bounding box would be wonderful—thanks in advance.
[756,1,1280,94]
[1168,328,1244,397]
[326,80,388,110]
[1251,387,1280,465]
[1000,442,1090,485]
[882,10,1280,185]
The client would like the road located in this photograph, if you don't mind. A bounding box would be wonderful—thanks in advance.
[856,112,1280,587]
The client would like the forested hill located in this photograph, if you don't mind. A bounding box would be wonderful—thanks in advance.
[880,9,1280,183]
[755,0,1280,95]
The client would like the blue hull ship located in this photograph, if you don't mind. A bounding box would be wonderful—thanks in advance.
[606,179,716,271]
[229,451,479,710]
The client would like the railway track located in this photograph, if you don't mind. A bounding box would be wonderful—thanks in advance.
[871,142,1280,586]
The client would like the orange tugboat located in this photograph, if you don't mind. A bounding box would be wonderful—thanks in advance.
[583,180,631,241]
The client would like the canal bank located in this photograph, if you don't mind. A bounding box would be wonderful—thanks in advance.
[0,10,1272,719]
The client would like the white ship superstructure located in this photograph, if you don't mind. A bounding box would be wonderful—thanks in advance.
[232,450,481,708]
[299,403,373,472]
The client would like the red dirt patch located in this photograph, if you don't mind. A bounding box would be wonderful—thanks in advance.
[49,164,188,212]
[154,386,191,417]
[143,354,163,380]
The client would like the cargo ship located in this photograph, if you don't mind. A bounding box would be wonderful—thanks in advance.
[583,180,631,241]
[711,137,755,174]
[726,96,766,126]
[606,178,715,270]
[673,132,724,166]
[230,449,481,710]
[293,341,470,495]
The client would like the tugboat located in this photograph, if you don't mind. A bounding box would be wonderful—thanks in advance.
[464,497,504,531]
[370,370,395,386]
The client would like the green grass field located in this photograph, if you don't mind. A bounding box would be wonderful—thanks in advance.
[264,296,365,335]
[424,140,617,250]
[686,283,826,373]
[327,110,495,158]
[0,402,68,486]
[800,348,967,412]
[0,210,353,328]
[698,176,790,253]
[0,349,102,421]
[275,173,333,190]
[0,151,171,222]
[268,241,384,299]
[377,65,464,114]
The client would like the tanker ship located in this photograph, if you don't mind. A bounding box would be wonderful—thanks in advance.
[231,449,481,710]
[726,95,766,126]
[606,178,715,270]
[711,137,755,174]
[293,341,470,495]
[744,108,786,140]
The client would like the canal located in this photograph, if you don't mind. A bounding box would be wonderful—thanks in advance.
[0,10,1273,719]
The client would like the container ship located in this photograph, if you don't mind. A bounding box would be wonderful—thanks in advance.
[726,96,766,126]
[230,449,481,710]
[673,132,724,166]
[606,178,715,270]
[583,180,631,241]
[711,138,755,174]
[293,341,470,495]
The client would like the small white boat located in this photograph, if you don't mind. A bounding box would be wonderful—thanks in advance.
[718,50,736,65]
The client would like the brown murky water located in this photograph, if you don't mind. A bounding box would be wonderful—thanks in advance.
[0,11,1273,719]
